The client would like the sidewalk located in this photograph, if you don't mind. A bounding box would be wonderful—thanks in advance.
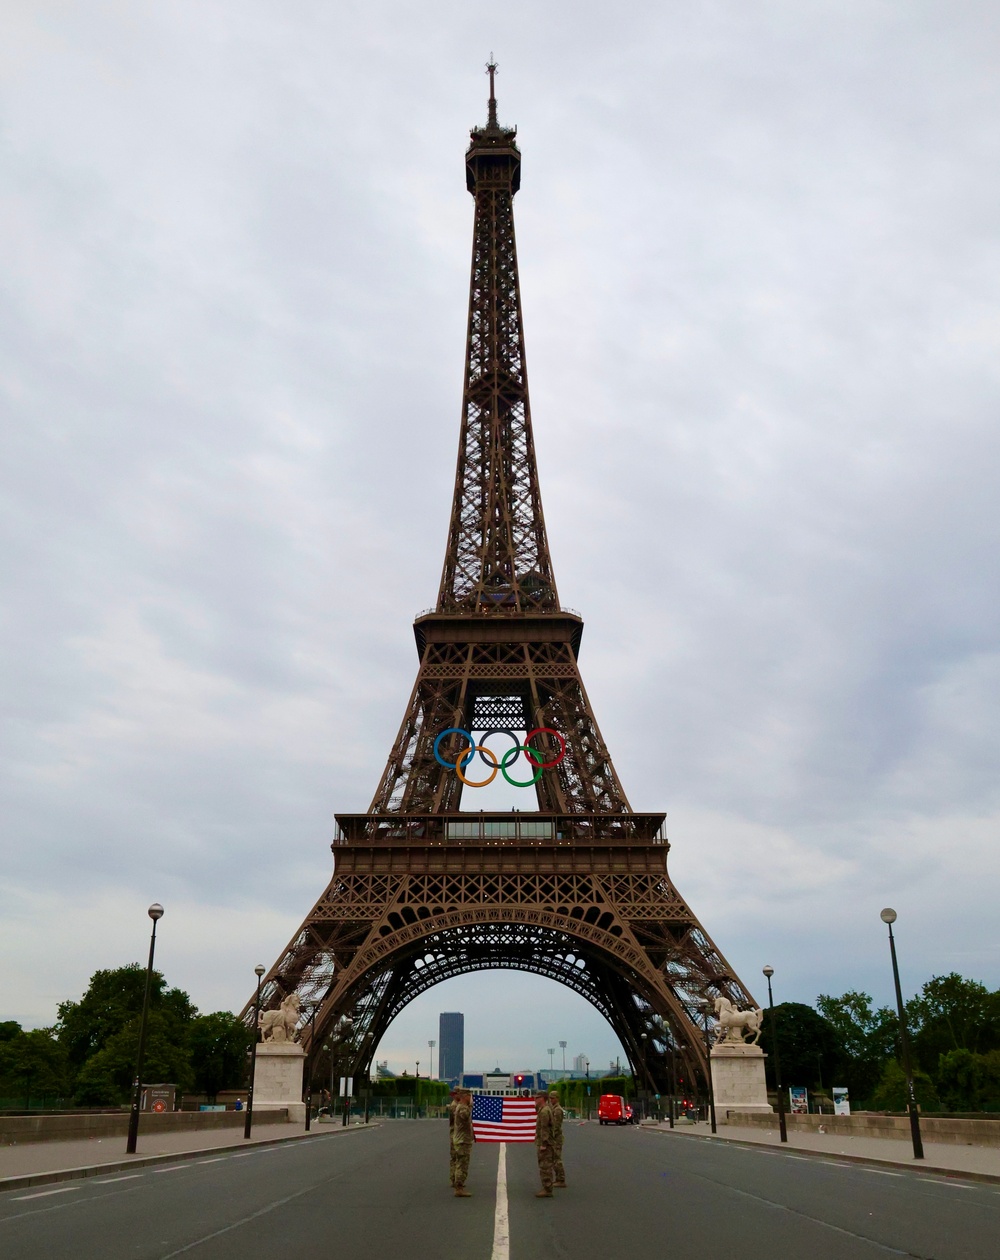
[643,1119,1000,1182]
[0,1118,371,1193]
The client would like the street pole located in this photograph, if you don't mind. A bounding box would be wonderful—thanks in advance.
[881,908,924,1160]
[548,1047,555,1078]
[126,902,164,1155]
[304,1006,316,1132]
[559,1041,567,1073]
[762,966,788,1143]
[243,965,265,1140]
[585,1059,590,1119]
[702,1000,717,1134]
[654,1014,675,1127]
[429,1039,436,1080]
[667,1035,676,1128]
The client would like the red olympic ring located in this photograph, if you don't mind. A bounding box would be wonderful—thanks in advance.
[524,728,566,769]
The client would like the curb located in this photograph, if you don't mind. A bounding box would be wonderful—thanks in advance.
[640,1124,1000,1186]
[0,1122,379,1196]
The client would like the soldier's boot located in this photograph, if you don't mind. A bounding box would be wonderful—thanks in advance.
[553,1182,567,1188]
[454,1186,472,1197]
[535,1189,553,1197]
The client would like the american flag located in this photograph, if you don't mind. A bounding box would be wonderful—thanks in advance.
[470,1094,537,1143]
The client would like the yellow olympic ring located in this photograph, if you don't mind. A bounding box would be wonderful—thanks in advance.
[455,744,499,788]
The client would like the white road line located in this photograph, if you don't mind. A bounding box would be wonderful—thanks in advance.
[861,1170,903,1177]
[94,1175,142,1185]
[13,1186,82,1201]
[153,1166,185,1173]
[491,1143,509,1260]
[786,1156,810,1161]
[199,1158,225,1164]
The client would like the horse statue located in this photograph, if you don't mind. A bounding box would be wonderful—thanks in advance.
[713,996,764,1045]
[260,993,300,1043]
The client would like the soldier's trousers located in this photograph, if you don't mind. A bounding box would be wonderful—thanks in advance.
[537,1139,555,1190]
[452,1141,472,1187]
[552,1138,565,1184]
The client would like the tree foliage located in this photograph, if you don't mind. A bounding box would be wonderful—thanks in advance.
[760,1002,843,1092]
[0,1026,72,1104]
[56,965,196,1071]
[906,974,1000,1072]
[814,989,897,1100]
[869,1058,942,1112]
[188,1013,254,1101]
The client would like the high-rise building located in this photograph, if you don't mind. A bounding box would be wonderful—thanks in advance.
[439,1012,464,1081]
[573,1054,588,1073]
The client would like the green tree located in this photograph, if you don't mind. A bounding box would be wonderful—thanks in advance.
[71,1009,195,1105]
[57,965,196,1072]
[0,1027,72,1106]
[870,1058,941,1113]
[935,1048,1000,1112]
[906,974,1000,1073]
[760,1002,844,1094]
[815,990,897,1101]
[188,1013,253,1100]
[57,965,197,1104]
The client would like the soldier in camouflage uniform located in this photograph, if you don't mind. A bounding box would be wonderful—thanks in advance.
[452,1089,475,1197]
[447,1088,459,1187]
[534,1093,555,1197]
[548,1090,566,1187]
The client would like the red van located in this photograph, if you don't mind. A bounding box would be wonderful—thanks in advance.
[597,1094,629,1125]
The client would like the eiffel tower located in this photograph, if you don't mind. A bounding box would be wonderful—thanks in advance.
[249,65,756,1096]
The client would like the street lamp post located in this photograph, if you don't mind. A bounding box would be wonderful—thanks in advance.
[702,999,717,1134]
[429,1039,436,1080]
[881,908,924,1160]
[243,965,265,1140]
[639,1032,651,1118]
[547,1048,555,1077]
[329,1016,353,1127]
[667,1034,676,1128]
[304,1005,317,1132]
[559,1041,567,1073]
[762,966,788,1144]
[126,902,164,1155]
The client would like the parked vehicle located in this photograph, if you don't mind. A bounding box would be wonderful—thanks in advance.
[597,1094,630,1125]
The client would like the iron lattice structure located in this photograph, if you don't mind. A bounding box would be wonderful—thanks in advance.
[246,68,755,1095]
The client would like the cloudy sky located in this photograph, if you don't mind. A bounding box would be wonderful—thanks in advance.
[2,2,998,1077]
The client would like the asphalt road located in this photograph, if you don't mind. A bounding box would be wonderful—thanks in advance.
[0,1121,996,1260]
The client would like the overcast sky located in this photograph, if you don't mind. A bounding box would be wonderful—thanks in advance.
[2,2,999,1077]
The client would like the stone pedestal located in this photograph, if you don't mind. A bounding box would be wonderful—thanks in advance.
[709,1042,772,1118]
[253,1042,305,1124]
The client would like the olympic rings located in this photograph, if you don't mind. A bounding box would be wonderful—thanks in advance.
[433,726,566,787]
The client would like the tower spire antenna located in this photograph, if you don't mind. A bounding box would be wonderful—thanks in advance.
[486,56,498,128]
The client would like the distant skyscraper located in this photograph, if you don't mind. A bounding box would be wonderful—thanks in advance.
[439,1012,464,1081]
[573,1054,588,1073]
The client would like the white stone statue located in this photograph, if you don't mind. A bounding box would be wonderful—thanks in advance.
[713,996,764,1045]
[260,993,301,1043]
